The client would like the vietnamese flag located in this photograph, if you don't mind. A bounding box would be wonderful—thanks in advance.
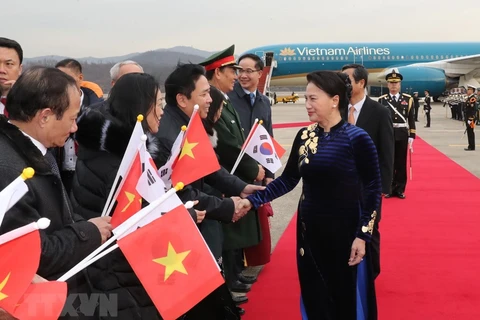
[110,151,142,228]
[13,281,67,320]
[0,230,41,314]
[171,112,220,186]
[117,204,224,320]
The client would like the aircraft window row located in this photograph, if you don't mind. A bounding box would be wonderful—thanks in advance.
[281,54,463,61]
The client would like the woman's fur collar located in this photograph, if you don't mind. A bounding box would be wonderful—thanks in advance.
[75,107,159,158]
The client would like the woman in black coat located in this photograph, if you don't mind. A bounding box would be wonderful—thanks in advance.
[71,73,164,319]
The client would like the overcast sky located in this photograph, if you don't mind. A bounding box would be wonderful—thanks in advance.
[5,0,479,58]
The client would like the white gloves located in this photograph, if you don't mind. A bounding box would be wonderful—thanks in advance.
[408,138,414,152]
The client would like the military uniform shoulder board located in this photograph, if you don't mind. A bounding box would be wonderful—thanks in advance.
[378,94,388,99]
[402,93,412,98]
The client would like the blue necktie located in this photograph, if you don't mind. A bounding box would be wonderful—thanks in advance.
[250,93,255,106]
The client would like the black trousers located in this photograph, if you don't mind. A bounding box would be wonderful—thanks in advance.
[414,106,420,121]
[392,139,408,194]
[370,197,382,279]
[223,249,243,286]
[425,110,431,127]
[466,121,475,150]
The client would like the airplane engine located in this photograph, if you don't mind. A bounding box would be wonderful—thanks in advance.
[394,66,459,97]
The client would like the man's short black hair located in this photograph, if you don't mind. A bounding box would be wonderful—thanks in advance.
[238,53,264,70]
[164,63,205,106]
[0,37,23,64]
[341,63,369,89]
[55,58,83,74]
[7,66,78,122]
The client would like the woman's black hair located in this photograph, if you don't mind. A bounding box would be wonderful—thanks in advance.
[203,85,225,135]
[306,71,352,112]
[107,72,160,132]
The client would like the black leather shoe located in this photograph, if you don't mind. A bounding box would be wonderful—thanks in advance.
[397,193,406,199]
[384,194,392,198]
[229,280,251,293]
[237,307,245,315]
[232,295,248,305]
[464,148,475,151]
[238,274,257,284]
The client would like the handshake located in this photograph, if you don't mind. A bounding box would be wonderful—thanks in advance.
[229,183,264,223]
[231,197,253,222]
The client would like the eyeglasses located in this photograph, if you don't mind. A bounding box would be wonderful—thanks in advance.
[238,69,259,75]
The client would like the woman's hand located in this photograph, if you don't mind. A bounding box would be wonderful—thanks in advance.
[348,238,366,266]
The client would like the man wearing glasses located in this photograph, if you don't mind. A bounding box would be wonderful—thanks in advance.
[227,53,275,274]
[228,53,274,182]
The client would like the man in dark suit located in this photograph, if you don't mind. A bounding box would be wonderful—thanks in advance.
[342,64,394,279]
[0,67,112,319]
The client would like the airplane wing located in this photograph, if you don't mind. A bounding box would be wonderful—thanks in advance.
[405,53,480,78]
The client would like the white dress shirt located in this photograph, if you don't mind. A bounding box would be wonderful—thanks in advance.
[390,93,400,101]
[21,130,47,156]
[348,95,366,125]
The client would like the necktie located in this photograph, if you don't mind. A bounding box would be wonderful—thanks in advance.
[348,106,355,124]
[392,95,397,102]
[0,97,8,118]
[249,93,255,106]
[45,150,61,178]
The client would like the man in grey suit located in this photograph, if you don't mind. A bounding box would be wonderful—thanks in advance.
[342,63,395,280]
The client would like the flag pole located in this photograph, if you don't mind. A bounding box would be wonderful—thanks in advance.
[58,182,185,282]
[230,119,261,175]
[0,167,35,226]
[57,194,192,282]
[101,115,144,217]
[0,218,50,245]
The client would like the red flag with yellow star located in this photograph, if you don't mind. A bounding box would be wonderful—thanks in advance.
[110,151,142,228]
[0,229,41,314]
[117,204,224,320]
[171,112,220,186]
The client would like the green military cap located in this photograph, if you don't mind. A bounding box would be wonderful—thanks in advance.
[199,44,241,71]
[385,68,403,82]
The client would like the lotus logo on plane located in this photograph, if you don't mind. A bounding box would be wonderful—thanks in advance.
[279,48,296,56]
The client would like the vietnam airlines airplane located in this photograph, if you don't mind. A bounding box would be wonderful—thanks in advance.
[241,42,480,98]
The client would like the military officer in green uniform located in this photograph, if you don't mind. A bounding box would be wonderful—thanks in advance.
[199,45,264,304]
[378,70,416,199]
[464,85,477,151]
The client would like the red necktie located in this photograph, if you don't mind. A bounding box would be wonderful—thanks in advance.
[0,97,8,118]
